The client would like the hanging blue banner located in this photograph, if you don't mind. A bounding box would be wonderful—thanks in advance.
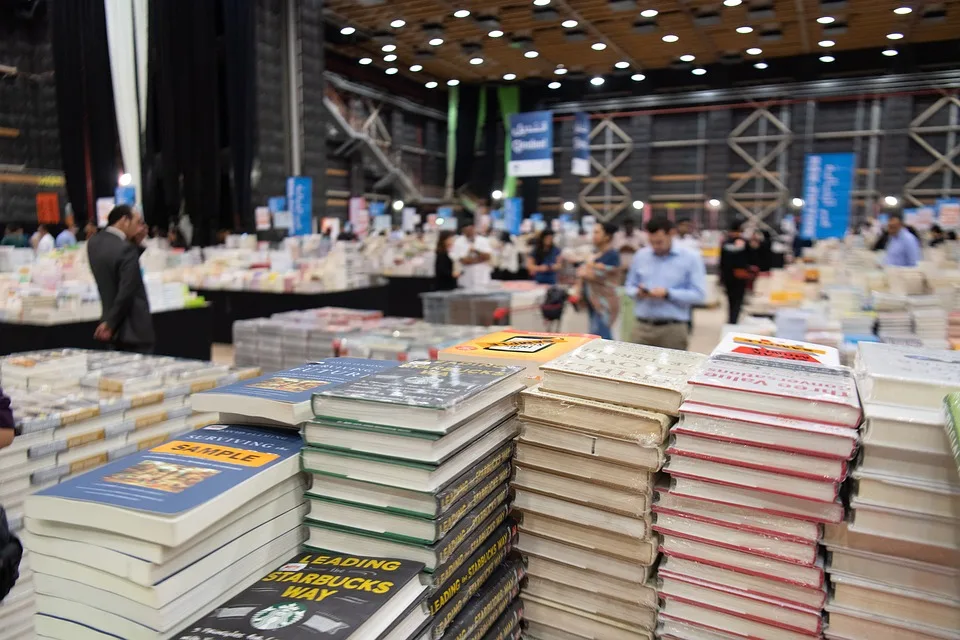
[572,112,590,177]
[268,197,286,213]
[801,152,855,240]
[504,197,523,235]
[508,111,554,177]
[369,201,386,217]
[114,186,136,207]
[286,177,313,236]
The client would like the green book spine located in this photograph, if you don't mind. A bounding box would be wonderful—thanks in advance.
[943,393,960,475]
[442,556,525,640]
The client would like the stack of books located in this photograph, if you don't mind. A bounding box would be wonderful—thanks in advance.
[304,359,528,639]
[21,423,306,639]
[822,342,960,639]
[658,334,862,639]
[511,339,707,640]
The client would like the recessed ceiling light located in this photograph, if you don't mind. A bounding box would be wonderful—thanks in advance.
[592,42,608,50]
[382,44,397,52]
[662,34,679,43]
[633,200,645,209]
[426,81,438,88]
[562,19,579,28]
[882,48,899,56]
[340,26,356,35]
[820,55,835,62]
[447,79,460,86]
[746,47,762,55]
[640,9,658,17]
[533,0,551,5]
[390,19,406,28]
[429,38,444,46]
[554,67,568,75]
[631,73,646,81]
[692,67,707,75]
[736,26,753,34]
[887,32,904,40]
[384,54,397,62]
[470,57,484,65]
[524,50,540,58]
[590,76,605,86]
[503,73,517,80]
[679,54,696,62]
[819,39,835,47]
[817,16,835,24]
[385,67,399,75]
[754,61,768,69]
[359,57,373,65]
[548,81,561,89]
[615,61,630,69]
[723,0,742,5]
[488,30,504,38]
[410,64,423,72]
[454,9,470,18]
[893,6,912,14]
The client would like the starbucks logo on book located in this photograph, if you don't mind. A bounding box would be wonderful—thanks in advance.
[251,603,307,630]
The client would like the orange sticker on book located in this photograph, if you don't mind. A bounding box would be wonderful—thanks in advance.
[151,440,279,467]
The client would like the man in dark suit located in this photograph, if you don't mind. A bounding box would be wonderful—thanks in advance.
[87,205,155,353]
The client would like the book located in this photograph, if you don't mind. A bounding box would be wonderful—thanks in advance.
[658,599,812,640]
[312,360,524,433]
[863,401,947,453]
[301,418,518,493]
[303,395,517,463]
[439,330,598,380]
[478,598,523,640]
[823,521,960,567]
[849,500,959,549]
[513,465,650,517]
[520,384,672,447]
[687,354,861,427]
[516,530,658,583]
[854,470,960,520]
[523,555,657,608]
[856,341,960,411]
[827,545,959,600]
[514,441,652,491]
[713,332,841,366]
[676,401,858,460]
[191,358,396,426]
[859,440,958,487]
[538,340,707,415]
[830,573,960,634]
[523,575,656,628]
[24,424,302,546]
[657,618,742,640]
[517,512,658,565]
[519,419,665,470]
[522,594,653,640]
[304,444,513,518]
[512,488,651,538]
[826,604,953,640]
[944,392,960,474]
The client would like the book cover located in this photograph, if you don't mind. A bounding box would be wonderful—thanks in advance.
[439,330,596,365]
[171,551,425,639]
[27,424,301,516]
[943,393,960,475]
[713,333,840,366]
[315,360,523,411]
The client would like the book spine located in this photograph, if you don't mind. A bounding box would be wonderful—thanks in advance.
[453,560,525,640]
[438,482,510,541]
[437,466,512,538]
[432,514,515,590]
[436,445,514,514]
[479,600,523,640]
[943,395,960,475]
[437,492,510,568]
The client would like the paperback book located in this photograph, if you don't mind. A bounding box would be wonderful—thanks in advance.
[439,330,598,379]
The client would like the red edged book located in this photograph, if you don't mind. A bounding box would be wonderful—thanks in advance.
[658,596,822,640]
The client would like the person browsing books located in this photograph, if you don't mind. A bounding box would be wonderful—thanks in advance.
[624,217,706,351]
[720,220,754,325]
[434,230,459,291]
[884,212,922,267]
[450,219,493,289]
[576,222,622,339]
[527,229,561,285]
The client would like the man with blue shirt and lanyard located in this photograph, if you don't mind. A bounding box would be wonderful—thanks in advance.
[624,217,707,351]
[884,212,922,267]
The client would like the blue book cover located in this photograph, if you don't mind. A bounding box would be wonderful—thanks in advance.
[196,358,396,406]
[32,425,302,515]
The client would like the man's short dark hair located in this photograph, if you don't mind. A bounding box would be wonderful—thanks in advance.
[889,212,903,223]
[107,205,134,227]
[646,217,674,234]
[600,222,618,238]
[728,219,744,232]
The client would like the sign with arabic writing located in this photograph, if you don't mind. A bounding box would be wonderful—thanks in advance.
[508,111,554,177]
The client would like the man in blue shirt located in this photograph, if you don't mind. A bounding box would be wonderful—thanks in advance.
[624,217,707,351]
[55,223,78,248]
[884,213,922,267]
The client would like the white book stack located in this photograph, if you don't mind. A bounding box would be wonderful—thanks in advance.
[513,340,707,640]
[822,342,960,640]
[657,334,862,640]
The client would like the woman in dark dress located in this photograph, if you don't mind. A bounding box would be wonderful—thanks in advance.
[434,230,459,291]
[526,229,561,285]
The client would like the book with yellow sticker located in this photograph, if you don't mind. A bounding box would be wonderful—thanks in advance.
[23,424,301,546]
[438,330,598,380]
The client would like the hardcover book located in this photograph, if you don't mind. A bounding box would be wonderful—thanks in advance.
[830,573,960,634]
[826,604,952,640]
[658,598,813,640]
[668,475,844,523]
[516,530,658,583]
[523,555,657,608]
[522,594,653,640]
[478,598,523,640]
[512,488,651,538]
[826,546,959,601]
[522,575,656,629]
[863,401,949,455]
[856,341,960,411]
[943,392,960,474]
[514,441,653,492]
[512,465,650,517]
[520,419,665,470]
[712,333,841,366]
[439,330,598,379]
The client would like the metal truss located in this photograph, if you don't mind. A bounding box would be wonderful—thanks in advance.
[726,106,792,232]
[904,94,960,207]
[579,116,633,222]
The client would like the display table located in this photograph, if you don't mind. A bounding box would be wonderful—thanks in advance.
[192,285,389,343]
[0,305,214,359]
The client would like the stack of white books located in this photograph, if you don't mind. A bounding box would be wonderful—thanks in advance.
[21,423,306,639]
[657,334,862,640]
[823,342,960,640]
[512,340,707,640]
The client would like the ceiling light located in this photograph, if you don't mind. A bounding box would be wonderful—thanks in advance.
[429,38,444,46]
[119,173,132,186]
[524,50,540,58]
[641,9,659,17]
[590,76,605,86]
[359,57,373,65]
[382,44,397,52]
[447,79,460,86]
[884,195,899,206]
[791,197,804,208]
[392,200,405,211]
[426,81,438,88]
[887,32,904,40]
[385,68,399,75]
[488,30,504,38]
[723,0,742,5]
[817,16,835,24]
[633,200,644,209]
[548,81,561,89]
[384,54,397,62]
[819,39,835,47]
[592,42,608,50]
[503,73,517,80]
[746,47,762,55]
[562,19,579,28]
[882,48,899,56]
[492,190,503,199]
[533,0,551,5]
[410,64,423,72]
[470,57,484,65]
[615,61,630,69]
[563,201,576,211]
[692,67,707,75]
[390,19,406,28]
[662,34,679,43]
[631,73,646,81]
[820,55,835,62]
[454,9,470,18]
[736,26,754,34]
[679,54,696,62]
[708,198,721,207]
[893,6,912,14]
[554,67,568,75]
[340,26,356,35]
[754,61,768,69]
